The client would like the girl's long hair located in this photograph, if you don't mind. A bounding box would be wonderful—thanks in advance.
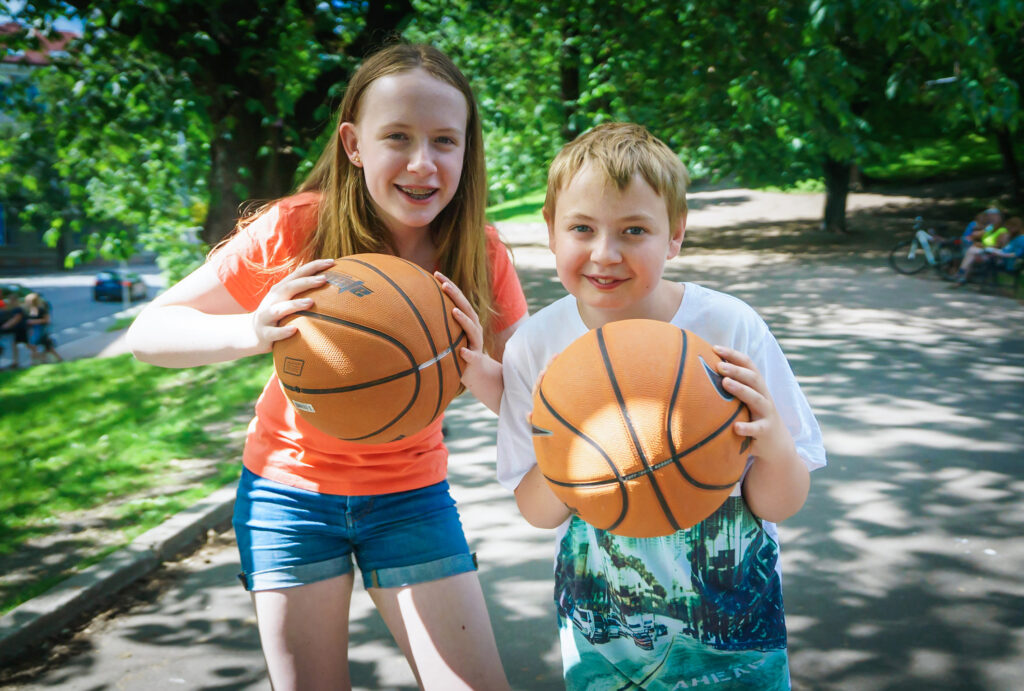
[236,43,494,346]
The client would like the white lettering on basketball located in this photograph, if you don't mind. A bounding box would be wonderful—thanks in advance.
[326,272,373,297]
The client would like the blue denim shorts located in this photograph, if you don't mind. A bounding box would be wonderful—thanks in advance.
[233,467,476,591]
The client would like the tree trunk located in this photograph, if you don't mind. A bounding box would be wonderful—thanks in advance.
[822,156,853,233]
[200,1,412,247]
[994,126,1023,202]
[202,109,299,247]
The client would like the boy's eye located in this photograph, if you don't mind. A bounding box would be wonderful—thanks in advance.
[624,226,647,236]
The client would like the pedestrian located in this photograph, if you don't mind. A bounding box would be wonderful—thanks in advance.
[493,123,827,688]
[127,42,527,690]
[23,292,62,364]
[0,291,38,369]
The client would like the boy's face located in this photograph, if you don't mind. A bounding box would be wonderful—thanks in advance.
[545,163,684,328]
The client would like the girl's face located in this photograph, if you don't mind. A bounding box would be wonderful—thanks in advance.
[340,68,468,241]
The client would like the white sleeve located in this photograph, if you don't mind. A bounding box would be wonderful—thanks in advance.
[496,332,541,492]
[756,332,827,472]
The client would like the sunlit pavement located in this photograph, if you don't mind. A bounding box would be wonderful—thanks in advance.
[6,217,1024,690]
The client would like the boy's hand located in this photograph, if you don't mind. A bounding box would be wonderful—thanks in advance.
[436,272,503,414]
[712,345,796,465]
[713,344,809,522]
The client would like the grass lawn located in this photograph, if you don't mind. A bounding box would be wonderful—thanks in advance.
[0,354,272,613]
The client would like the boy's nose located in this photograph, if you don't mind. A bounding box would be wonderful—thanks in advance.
[590,235,621,264]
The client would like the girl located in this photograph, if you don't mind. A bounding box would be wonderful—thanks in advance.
[128,43,527,690]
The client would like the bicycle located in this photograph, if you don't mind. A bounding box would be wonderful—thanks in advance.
[888,217,962,277]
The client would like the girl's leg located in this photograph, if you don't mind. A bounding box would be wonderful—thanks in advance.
[251,572,355,691]
[370,571,510,691]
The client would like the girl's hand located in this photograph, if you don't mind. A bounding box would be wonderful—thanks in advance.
[713,345,795,464]
[252,258,334,352]
[436,271,503,414]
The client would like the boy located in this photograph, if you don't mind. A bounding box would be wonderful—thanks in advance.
[495,123,826,689]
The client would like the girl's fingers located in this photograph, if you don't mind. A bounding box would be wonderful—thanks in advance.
[266,324,299,343]
[453,307,483,350]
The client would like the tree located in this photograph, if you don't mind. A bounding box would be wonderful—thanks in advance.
[10,0,414,251]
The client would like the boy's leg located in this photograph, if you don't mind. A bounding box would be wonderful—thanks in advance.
[370,571,510,691]
[250,572,355,691]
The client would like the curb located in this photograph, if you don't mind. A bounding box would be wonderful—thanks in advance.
[0,482,238,666]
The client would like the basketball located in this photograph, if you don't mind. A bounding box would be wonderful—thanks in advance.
[530,320,750,537]
[273,253,465,444]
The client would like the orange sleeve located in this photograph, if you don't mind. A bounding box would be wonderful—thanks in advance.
[485,226,528,333]
[210,193,319,311]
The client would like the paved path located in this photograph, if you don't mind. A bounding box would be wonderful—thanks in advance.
[4,191,1024,690]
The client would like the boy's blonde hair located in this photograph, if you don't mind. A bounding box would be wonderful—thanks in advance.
[544,123,690,228]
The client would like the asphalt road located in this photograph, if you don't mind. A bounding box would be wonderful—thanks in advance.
[0,264,163,367]
[4,217,1024,690]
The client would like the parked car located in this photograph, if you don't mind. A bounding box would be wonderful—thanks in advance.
[93,270,147,302]
[0,282,33,304]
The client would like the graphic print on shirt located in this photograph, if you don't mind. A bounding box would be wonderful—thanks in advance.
[554,496,790,689]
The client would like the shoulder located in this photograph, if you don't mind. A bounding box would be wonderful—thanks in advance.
[682,282,767,327]
[675,282,773,355]
[505,296,580,367]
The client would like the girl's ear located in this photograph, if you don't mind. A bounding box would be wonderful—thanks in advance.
[338,123,362,167]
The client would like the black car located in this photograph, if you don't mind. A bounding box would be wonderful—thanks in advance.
[93,270,148,302]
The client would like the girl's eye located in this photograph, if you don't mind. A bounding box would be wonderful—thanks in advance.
[570,225,591,234]
[624,226,647,236]
[436,136,457,145]
[386,133,407,141]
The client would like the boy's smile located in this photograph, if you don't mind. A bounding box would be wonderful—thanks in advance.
[545,163,685,328]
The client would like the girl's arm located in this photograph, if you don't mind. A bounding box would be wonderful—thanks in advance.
[714,345,810,523]
[128,258,334,368]
[514,464,572,529]
[437,272,526,414]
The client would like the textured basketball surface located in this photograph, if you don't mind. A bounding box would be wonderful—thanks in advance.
[273,253,465,443]
[531,320,750,537]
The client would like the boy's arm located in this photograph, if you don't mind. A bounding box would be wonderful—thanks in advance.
[497,331,572,528]
[714,345,811,523]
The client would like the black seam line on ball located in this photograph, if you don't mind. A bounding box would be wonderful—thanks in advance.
[342,257,442,415]
[430,276,464,382]
[554,404,747,490]
[597,327,680,532]
[279,311,419,398]
[539,385,629,532]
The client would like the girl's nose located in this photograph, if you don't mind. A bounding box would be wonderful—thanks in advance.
[407,142,438,175]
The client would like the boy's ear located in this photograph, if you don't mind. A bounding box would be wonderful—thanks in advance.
[543,205,557,252]
[338,123,361,166]
[668,210,687,257]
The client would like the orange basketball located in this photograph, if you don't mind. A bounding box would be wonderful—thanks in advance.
[530,319,750,537]
[273,254,465,444]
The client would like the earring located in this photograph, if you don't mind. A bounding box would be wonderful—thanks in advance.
[351,153,361,166]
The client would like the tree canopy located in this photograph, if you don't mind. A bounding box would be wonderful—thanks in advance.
[1,0,1020,272]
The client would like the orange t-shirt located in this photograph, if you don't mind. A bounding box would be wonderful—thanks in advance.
[211,192,528,495]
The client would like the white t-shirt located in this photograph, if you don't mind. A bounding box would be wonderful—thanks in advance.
[498,282,826,509]
[496,283,826,688]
